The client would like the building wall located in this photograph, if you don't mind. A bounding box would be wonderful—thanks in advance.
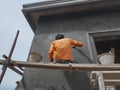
[21,11,120,90]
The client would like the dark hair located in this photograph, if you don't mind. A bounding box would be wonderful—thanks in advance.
[55,34,64,40]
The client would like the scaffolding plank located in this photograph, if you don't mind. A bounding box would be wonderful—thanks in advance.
[91,79,120,86]
[91,71,120,86]
[91,71,120,79]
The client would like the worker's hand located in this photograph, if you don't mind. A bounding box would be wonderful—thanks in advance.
[72,46,76,48]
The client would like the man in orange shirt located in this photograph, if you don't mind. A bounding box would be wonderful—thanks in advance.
[48,34,83,63]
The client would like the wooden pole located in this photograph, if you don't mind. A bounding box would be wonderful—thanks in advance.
[0,59,120,71]
[0,30,19,84]
[11,61,120,71]
[2,55,23,76]
[8,66,23,76]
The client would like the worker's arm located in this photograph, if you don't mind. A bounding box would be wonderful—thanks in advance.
[70,39,83,47]
[48,42,55,62]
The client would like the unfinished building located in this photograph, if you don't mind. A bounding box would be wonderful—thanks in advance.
[18,0,120,90]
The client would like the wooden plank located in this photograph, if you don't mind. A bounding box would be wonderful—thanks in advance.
[105,80,120,86]
[91,71,120,87]
[91,71,120,79]
[97,72,106,90]
[91,79,120,86]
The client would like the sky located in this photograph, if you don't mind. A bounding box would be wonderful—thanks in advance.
[0,0,47,90]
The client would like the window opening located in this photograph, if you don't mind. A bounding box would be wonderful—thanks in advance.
[95,39,120,63]
[89,30,120,64]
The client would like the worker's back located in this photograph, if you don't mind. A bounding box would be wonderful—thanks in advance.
[51,38,73,60]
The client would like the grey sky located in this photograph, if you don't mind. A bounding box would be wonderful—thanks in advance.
[0,0,46,90]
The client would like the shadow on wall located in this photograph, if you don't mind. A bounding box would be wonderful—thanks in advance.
[64,71,91,90]
[73,47,93,63]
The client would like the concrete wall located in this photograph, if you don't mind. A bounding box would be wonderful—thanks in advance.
[21,11,120,90]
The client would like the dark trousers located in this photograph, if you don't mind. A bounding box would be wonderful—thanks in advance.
[54,60,73,64]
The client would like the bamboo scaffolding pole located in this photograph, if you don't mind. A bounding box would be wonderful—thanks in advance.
[0,59,120,71]
[8,65,23,76]
[2,55,23,76]
[0,30,19,84]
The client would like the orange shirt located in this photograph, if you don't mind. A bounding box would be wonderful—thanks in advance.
[48,38,83,62]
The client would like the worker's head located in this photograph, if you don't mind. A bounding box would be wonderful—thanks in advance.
[55,34,64,40]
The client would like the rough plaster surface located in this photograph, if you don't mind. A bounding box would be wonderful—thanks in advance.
[20,11,120,90]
